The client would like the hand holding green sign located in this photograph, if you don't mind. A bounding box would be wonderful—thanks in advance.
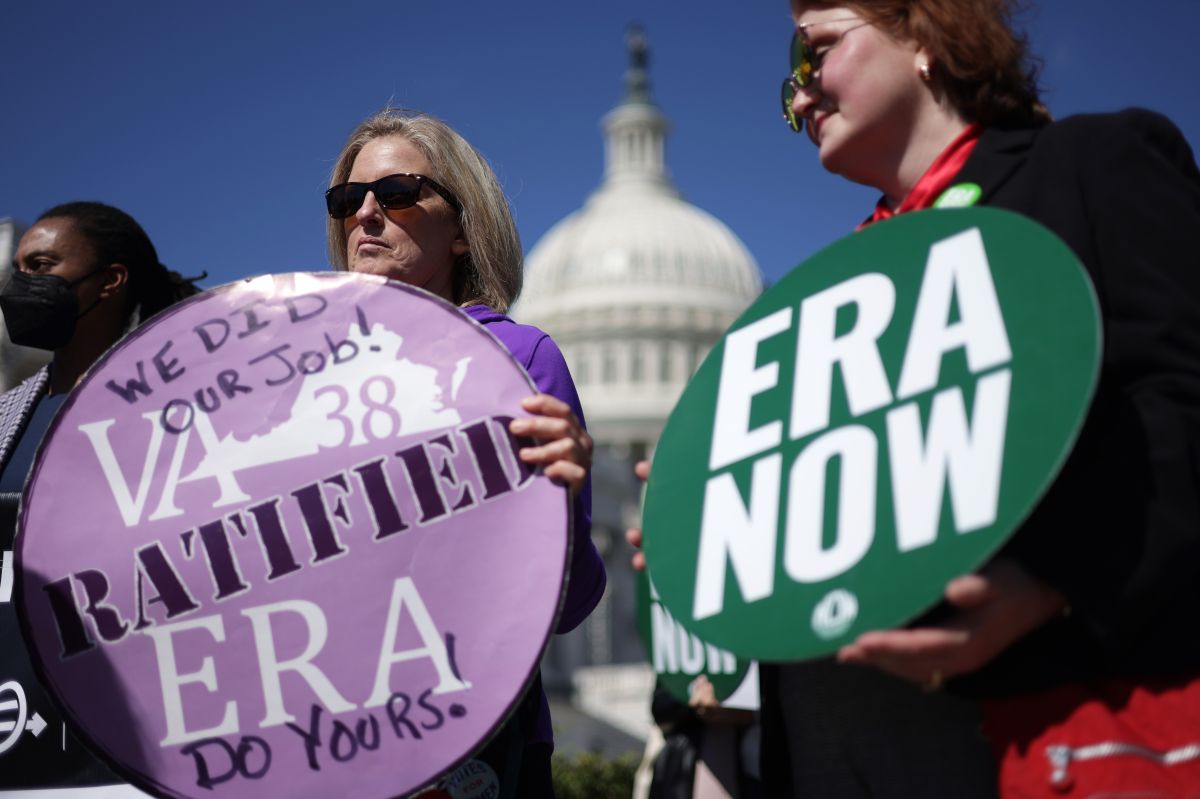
[642,208,1101,662]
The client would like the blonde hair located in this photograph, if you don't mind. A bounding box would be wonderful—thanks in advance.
[327,109,524,312]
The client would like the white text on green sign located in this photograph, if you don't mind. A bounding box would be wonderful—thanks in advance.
[696,228,1011,620]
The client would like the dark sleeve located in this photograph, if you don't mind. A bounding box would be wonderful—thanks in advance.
[522,334,607,634]
[651,682,699,733]
[1007,110,1200,660]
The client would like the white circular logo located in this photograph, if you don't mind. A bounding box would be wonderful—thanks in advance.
[811,589,859,639]
[0,680,28,755]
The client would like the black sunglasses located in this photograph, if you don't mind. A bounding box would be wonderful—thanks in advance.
[325,173,462,219]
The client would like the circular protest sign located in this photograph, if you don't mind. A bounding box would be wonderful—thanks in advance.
[634,572,751,705]
[642,208,1101,662]
[15,273,568,798]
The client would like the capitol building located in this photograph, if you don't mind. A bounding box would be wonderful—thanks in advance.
[516,30,763,741]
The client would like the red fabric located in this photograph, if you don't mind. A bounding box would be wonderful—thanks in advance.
[858,124,982,229]
[980,677,1200,798]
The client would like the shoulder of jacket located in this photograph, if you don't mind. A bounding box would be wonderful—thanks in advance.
[0,367,50,411]
[1043,108,1183,147]
[0,367,50,466]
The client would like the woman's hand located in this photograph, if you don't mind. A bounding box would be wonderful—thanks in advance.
[688,674,719,710]
[837,557,1067,687]
[688,674,755,725]
[508,394,592,496]
[624,460,651,572]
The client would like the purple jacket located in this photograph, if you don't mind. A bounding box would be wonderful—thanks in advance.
[463,304,606,744]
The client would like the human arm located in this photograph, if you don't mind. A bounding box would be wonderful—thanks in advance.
[1003,110,1200,658]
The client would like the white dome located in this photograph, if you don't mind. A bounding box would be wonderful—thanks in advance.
[514,37,763,453]
[520,181,762,317]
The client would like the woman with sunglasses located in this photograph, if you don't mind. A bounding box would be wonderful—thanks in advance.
[325,109,606,797]
[0,201,202,793]
[765,0,1200,795]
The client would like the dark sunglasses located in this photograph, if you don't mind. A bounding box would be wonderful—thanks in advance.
[325,172,462,219]
[780,18,870,132]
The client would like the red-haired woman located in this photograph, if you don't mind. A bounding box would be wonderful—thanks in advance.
[767,0,1200,795]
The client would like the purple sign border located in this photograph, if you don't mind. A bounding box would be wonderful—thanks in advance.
[13,272,573,799]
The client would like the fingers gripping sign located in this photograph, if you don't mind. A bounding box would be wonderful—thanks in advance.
[837,557,1067,686]
[509,394,593,496]
[625,460,651,573]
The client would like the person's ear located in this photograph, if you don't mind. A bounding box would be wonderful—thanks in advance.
[451,233,469,258]
[100,263,128,298]
[915,47,934,83]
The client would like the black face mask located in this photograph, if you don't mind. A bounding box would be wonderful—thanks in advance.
[0,267,108,351]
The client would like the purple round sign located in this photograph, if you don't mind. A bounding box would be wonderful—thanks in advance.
[15,273,568,798]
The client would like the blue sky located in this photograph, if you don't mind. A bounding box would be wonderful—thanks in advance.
[2,0,1198,290]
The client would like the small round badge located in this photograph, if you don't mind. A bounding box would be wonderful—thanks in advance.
[443,758,500,799]
[934,182,983,209]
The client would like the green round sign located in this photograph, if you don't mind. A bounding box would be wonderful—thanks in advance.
[634,571,752,704]
[642,208,1101,661]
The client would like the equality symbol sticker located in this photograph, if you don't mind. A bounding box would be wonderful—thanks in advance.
[642,208,1100,662]
[15,273,569,798]
[0,680,49,756]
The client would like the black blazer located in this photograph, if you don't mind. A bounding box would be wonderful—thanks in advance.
[757,111,1200,796]
[952,109,1200,694]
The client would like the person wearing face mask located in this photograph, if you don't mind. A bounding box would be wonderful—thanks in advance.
[0,201,202,793]
[326,109,606,797]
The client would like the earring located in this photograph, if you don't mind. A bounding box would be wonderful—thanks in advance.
[919,62,932,82]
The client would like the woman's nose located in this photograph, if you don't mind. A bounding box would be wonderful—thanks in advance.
[355,190,384,225]
[790,81,820,119]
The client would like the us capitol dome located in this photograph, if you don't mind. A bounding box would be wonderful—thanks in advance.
[515,29,763,461]
[516,31,764,742]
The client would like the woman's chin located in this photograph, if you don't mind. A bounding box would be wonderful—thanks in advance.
[348,257,401,280]
[817,140,850,175]
[817,141,879,189]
